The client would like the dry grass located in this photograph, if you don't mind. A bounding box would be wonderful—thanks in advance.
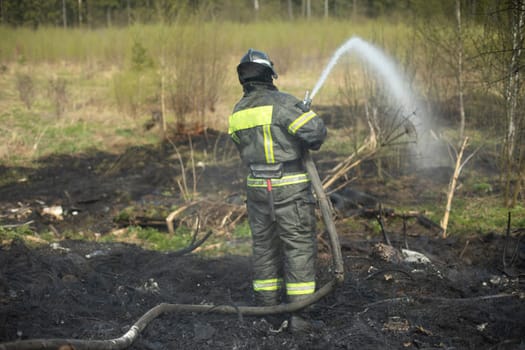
[0,19,479,169]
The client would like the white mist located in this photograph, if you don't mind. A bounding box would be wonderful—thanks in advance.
[310,36,446,168]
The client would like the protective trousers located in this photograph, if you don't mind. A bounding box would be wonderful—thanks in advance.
[247,186,317,306]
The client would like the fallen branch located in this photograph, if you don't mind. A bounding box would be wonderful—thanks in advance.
[416,293,516,303]
[323,152,370,191]
[0,220,34,229]
[459,239,470,259]
[228,209,246,228]
[360,296,412,312]
[219,207,246,230]
[417,214,443,232]
[360,292,516,312]
[365,268,413,280]
[489,339,523,350]
[322,108,416,192]
[165,202,199,235]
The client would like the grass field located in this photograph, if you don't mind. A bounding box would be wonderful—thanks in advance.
[1,19,523,248]
[0,20,420,162]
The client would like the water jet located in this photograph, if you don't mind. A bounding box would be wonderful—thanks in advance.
[308,36,446,168]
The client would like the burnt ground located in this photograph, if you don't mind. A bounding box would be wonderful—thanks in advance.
[0,127,524,350]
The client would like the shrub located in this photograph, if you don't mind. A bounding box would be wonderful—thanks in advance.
[15,73,35,110]
[47,77,68,117]
[131,39,154,72]
[113,69,158,119]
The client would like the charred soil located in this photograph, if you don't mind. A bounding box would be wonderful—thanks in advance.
[0,128,524,350]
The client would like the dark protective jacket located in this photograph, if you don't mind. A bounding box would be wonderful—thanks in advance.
[228,82,327,204]
[228,81,327,305]
[229,82,326,167]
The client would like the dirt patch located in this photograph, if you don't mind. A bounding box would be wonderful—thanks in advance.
[0,129,524,349]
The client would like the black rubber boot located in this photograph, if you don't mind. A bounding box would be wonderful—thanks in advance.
[289,313,325,333]
[289,314,314,333]
[287,293,318,333]
[264,314,288,331]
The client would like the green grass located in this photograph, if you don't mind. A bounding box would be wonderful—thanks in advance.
[0,222,250,256]
[2,110,117,160]
[233,220,251,238]
[97,223,253,256]
[133,226,194,251]
[419,198,525,236]
[0,224,35,241]
[0,20,413,65]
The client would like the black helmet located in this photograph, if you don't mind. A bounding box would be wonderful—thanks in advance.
[239,48,278,79]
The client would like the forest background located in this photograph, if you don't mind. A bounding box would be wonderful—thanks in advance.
[0,0,524,245]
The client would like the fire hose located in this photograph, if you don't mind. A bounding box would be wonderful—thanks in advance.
[0,109,344,350]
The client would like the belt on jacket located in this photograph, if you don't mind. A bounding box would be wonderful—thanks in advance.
[247,173,309,187]
[246,160,308,223]
[248,160,305,179]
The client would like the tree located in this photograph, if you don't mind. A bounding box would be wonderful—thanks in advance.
[62,0,67,28]
[480,0,525,206]
[78,0,83,25]
[456,0,466,140]
[413,0,473,141]
[253,0,259,20]
[503,0,525,206]
[302,0,311,19]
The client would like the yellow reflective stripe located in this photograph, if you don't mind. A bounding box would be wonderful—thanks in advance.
[286,281,316,295]
[247,173,309,187]
[263,124,275,163]
[288,111,317,134]
[253,278,283,292]
[228,105,273,134]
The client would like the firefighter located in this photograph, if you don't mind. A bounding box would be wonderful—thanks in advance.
[228,48,327,332]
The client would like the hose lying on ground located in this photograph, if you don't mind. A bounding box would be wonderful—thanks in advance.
[0,280,337,350]
[0,153,344,350]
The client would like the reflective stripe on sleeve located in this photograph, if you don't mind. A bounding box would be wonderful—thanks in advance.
[286,281,316,295]
[288,111,317,135]
[228,105,273,134]
[253,278,283,292]
[247,173,309,187]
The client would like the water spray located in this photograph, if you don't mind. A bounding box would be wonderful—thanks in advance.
[302,36,434,282]
[309,36,424,129]
[308,35,442,168]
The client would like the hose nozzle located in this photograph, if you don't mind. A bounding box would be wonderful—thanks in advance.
[303,90,312,111]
